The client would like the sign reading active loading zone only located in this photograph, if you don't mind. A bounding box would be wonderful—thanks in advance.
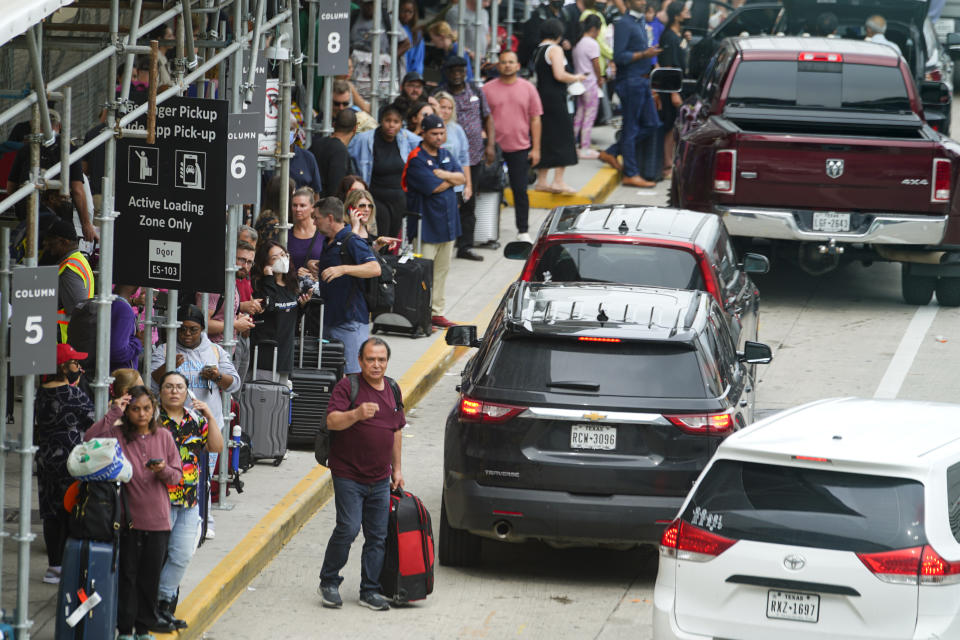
[115,96,228,293]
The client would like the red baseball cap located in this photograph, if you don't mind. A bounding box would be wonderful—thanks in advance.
[57,343,88,365]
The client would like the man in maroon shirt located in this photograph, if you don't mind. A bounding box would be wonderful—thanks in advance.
[319,337,405,611]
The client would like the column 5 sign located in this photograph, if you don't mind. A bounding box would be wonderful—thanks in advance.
[11,266,59,376]
[317,0,349,76]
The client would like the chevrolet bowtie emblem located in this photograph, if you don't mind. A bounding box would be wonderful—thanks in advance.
[582,412,606,421]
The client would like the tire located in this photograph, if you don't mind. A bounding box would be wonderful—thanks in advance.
[936,277,960,307]
[439,500,480,567]
[901,265,935,306]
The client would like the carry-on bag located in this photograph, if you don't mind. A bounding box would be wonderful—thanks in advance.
[473,191,502,247]
[55,538,120,639]
[238,339,290,465]
[372,254,434,338]
[380,488,435,604]
[293,331,346,378]
[290,299,339,447]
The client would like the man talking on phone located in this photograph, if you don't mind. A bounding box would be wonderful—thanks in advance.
[318,337,404,612]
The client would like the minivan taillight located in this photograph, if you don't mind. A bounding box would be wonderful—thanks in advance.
[932,158,951,203]
[660,519,737,562]
[857,545,960,585]
[666,412,734,435]
[714,150,736,194]
[458,396,526,423]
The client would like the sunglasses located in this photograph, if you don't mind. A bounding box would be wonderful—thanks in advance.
[355,203,373,209]
[333,101,350,107]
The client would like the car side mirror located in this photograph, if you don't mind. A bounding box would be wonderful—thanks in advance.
[445,325,481,348]
[948,33,960,61]
[920,80,951,105]
[651,67,683,93]
[738,341,772,365]
[503,241,532,260]
[680,78,699,99]
[740,252,770,274]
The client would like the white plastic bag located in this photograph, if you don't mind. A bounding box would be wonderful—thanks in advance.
[67,438,133,483]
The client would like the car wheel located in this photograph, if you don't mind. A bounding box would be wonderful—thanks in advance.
[936,277,960,307]
[901,264,935,306]
[439,500,481,567]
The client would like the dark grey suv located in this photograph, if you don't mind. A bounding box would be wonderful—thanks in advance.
[440,282,773,566]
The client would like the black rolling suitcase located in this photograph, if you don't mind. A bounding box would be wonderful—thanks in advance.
[293,330,346,379]
[372,254,434,338]
[289,300,339,447]
[239,340,290,465]
[380,488,435,604]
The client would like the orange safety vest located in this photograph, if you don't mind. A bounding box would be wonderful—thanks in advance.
[57,250,95,343]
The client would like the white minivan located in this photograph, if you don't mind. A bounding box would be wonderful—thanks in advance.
[653,397,960,640]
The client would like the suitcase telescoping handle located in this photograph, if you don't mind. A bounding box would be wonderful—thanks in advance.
[305,297,324,370]
[253,339,280,382]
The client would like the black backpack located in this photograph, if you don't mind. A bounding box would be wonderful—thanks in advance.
[339,235,396,317]
[314,374,404,466]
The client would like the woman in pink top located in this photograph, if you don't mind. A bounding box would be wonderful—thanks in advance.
[573,15,605,158]
[86,385,182,639]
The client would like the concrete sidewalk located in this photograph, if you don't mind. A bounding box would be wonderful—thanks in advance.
[1,123,639,639]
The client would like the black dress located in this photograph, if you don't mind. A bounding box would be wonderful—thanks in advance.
[370,127,408,239]
[535,43,578,169]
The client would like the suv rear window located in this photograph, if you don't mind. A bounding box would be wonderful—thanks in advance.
[727,61,910,112]
[535,242,705,290]
[683,460,925,553]
[478,338,708,398]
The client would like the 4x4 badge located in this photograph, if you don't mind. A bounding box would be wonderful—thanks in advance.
[582,412,607,421]
[826,158,844,179]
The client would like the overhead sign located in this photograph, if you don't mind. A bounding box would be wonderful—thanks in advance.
[11,266,58,376]
[227,113,260,205]
[316,0,349,76]
[115,96,228,293]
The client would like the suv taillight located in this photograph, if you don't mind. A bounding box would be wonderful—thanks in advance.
[666,412,734,435]
[459,395,526,423]
[857,545,960,585]
[713,150,736,194]
[660,519,737,562]
[932,158,951,203]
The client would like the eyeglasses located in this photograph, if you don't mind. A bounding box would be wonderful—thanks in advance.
[355,203,373,209]
[177,326,202,335]
[161,383,186,391]
[237,257,254,266]
[271,251,290,259]
[333,101,350,107]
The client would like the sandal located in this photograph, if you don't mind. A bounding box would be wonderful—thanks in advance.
[551,184,578,195]
[533,183,556,193]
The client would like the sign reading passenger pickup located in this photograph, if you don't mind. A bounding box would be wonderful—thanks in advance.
[115,97,228,293]
[11,266,58,376]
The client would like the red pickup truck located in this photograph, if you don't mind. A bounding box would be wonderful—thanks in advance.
[672,36,960,306]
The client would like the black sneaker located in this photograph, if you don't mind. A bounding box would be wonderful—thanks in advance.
[456,248,484,261]
[358,591,390,611]
[318,584,342,609]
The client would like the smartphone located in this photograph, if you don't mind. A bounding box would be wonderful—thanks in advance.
[187,388,197,402]
[146,458,163,467]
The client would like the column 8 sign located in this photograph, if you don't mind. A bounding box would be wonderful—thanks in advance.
[317,0,349,75]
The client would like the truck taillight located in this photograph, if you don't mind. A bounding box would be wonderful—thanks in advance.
[459,395,526,423]
[932,158,951,203]
[714,150,736,194]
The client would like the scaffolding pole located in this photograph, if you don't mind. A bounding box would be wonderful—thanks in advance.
[489,0,500,62]
[0,226,10,606]
[370,0,383,118]
[457,0,467,55]
[473,0,482,86]
[304,0,316,144]
[506,0,515,45]
[388,0,400,102]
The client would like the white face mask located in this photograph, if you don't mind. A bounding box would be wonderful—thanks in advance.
[272,256,289,274]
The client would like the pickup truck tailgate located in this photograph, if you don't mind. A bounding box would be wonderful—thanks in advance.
[733,134,943,214]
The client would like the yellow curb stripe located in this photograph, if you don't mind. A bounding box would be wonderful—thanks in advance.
[504,166,620,209]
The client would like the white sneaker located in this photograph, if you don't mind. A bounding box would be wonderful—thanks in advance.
[42,566,61,584]
[516,232,533,243]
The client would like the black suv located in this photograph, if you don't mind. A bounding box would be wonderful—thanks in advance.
[440,282,773,566]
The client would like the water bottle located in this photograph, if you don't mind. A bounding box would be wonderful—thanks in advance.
[231,423,242,472]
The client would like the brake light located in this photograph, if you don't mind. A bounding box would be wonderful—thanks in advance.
[925,69,943,83]
[932,158,951,203]
[578,336,621,343]
[666,412,734,435]
[798,52,843,62]
[458,395,526,423]
[713,150,736,193]
[660,519,680,553]
[857,545,960,585]
[792,455,831,463]
[661,520,737,561]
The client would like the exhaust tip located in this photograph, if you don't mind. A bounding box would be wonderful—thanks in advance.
[493,520,512,539]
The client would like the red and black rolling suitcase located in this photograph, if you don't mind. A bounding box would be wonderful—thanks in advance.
[380,489,435,604]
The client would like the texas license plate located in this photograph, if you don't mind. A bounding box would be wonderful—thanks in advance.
[766,590,820,623]
[812,211,851,233]
[570,424,617,450]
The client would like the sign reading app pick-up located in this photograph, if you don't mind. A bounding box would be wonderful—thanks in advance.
[115,97,228,293]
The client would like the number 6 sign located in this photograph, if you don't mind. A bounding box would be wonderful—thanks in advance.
[11,266,59,375]
[316,0,349,76]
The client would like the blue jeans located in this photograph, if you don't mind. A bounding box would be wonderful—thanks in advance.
[157,504,201,600]
[319,475,390,594]
[324,320,369,375]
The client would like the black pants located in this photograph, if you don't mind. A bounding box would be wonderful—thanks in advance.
[43,511,70,566]
[118,528,170,635]
[456,164,482,249]
[371,186,406,240]
[502,150,531,233]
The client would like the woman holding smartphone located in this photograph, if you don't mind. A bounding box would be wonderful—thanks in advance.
[85,386,182,639]
[344,189,399,253]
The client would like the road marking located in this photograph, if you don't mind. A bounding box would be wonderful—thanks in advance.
[874,305,938,399]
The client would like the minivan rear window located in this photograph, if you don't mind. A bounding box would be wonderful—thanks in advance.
[683,460,925,553]
[478,338,708,398]
[534,242,705,290]
[727,61,911,112]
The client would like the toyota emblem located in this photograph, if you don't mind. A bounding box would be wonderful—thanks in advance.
[783,554,806,571]
[826,158,844,179]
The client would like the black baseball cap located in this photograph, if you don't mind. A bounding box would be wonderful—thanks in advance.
[421,114,445,131]
[402,72,424,85]
[46,217,78,242]
[443,55,468,70]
